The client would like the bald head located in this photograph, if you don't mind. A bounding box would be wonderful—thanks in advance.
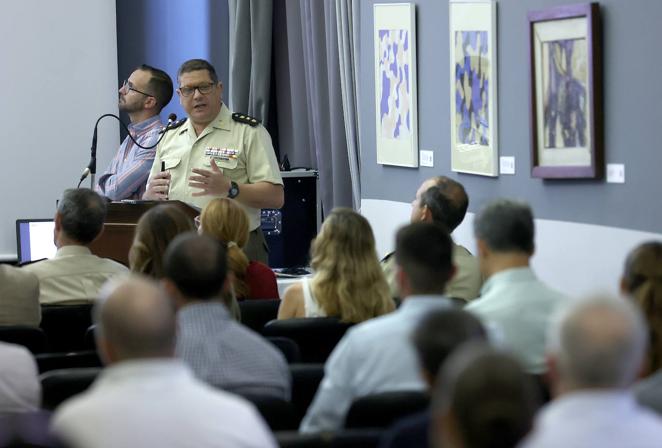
[548,295,648,389]
[95,276,176,363]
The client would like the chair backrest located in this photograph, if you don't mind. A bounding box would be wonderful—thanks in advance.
[262,318,354,363]
[265,336,301,363]
[276,429,383,448]
[239,299,281,332]
[40,304,93,352]
[40,367,101,411]
[0,326,47,354]
[290,363,325,422]
[36,350,102,374]
[239,393,299,431]
[344,391,429,429]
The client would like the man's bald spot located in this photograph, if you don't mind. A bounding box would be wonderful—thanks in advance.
[97,276,176,360]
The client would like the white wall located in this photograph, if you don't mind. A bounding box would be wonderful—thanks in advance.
[361,198,662,299]
[0,0,119,259]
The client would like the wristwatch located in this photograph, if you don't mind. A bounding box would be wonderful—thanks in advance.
[228,181,240,199]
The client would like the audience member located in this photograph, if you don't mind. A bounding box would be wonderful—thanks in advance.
[23,189,127,304]
[128,204,195,278]
[199,198,279,300]
[0,265,40,327]
[621,241,662,414]
[163,233,291,400]
[522,296,662,447]
[51,276,276,448]
[380,309,487,448]
[382,176,481,302]
[0,342,40,415]
[279,208,395,322]
[466,199,568,373]
[96,64,173,200]
[300,222,456,433]
[432,343,539,448]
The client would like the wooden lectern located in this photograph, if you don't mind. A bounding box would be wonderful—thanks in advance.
[88,201,200,266]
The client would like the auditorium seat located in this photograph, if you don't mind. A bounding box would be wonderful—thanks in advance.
[276,429,383,448]
[262,318,354,363]
[40,367,101,411]
[239,299,281,332]
[344,391,429,429]
[40,304,93,352]
[239,393,299,431]
[0,326,47,354]
[36,350,102,374]
[266,336,301,363]
[290,363,324,422]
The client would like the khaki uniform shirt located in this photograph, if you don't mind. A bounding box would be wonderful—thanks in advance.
[382,242,483,302]
[149,104,283,231]
[0,265,40,327]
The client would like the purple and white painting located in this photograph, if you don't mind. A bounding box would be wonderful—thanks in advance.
[454,30,490,146]
[378,29,411,140]
[542,38,588,149]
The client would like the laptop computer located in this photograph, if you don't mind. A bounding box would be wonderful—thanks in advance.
[16,219,56,264]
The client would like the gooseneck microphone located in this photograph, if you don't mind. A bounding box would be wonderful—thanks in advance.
[78,113,180,188]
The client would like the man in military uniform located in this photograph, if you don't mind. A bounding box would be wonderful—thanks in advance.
[144,59,284,264]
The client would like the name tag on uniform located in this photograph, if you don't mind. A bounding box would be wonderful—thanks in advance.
[205,147,238,160]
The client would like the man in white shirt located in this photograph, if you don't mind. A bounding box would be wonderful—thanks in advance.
[0,342,40,415]
[300,222,456,433]
[51,275,276,448]
[522,296,662,448]
[23,189,127,304]
[465,199,568,373]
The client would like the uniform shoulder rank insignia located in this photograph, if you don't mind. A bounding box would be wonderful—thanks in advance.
[232,112,260,127]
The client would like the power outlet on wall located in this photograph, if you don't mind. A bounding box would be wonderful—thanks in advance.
[420,150,434,167]
[606,164,625,184]
[499,156,515,175]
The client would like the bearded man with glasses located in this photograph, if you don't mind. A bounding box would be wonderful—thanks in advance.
[144,59,284,265]
[96,65,173,200]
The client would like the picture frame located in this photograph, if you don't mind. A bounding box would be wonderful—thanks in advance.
[449,0,498,177]
[373,3,418,167]
[528,3,603,179]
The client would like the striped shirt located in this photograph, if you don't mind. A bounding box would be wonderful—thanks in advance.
[96,115,163,200]
[176,302,291,400]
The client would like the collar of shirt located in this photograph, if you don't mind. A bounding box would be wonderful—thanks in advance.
[178,301,231,326]
[480,266,536,297]
[54,245,93,258]
[180,103,232,137]
[539,389,638,422]
[127,115,163,135]
[398,295,454,315]
[95,358,192,387]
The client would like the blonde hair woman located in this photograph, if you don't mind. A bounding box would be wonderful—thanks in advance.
[278,208,395,323]
[621,241,662,374]
[129,205,196,279]
[200,198,279,300]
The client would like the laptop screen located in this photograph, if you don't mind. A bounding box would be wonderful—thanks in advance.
[16,219,56,263]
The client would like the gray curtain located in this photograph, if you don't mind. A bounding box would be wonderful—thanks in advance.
[335,0,361,210]
[228,0,273,124]
[274,0,354,212]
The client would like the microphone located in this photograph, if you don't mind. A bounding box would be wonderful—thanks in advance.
[159,113,177,134]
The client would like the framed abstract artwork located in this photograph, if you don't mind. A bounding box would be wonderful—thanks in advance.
[528,3,603,179]
[373,3,418,167]
[449,0,498,177]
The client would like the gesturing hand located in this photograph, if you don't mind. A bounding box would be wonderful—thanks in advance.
[189,159,231,197]
[143,171,170,200]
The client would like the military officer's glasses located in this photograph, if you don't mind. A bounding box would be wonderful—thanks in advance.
[120,80,153,97]
[178,82,216,97]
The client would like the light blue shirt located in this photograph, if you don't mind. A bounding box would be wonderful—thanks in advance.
[299,295,453,434]
[465,267,567,373]
[522,390,662,448]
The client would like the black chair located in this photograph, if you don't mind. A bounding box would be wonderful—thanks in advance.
[40,367,101,411]
[262,318,354,363]
[276,429,383,448]
[290,363,325,421]
[36,350,102,374]
[529,373,552,404]
[276,432,330,448]
[84,324,97,350]
[239,394,299,431]
[0,326,47,354]
[344,391,429,429]
[239,299,281,332]
[40,304,93,352]
[266,336,301,363]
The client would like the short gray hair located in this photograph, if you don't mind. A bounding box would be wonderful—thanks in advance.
[548,295,648,388]
[57,188,107,244]
[473,199,534,254]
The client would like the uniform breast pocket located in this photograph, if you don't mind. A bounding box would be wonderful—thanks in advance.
[205,157,238,171]
[163,158,181,170]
